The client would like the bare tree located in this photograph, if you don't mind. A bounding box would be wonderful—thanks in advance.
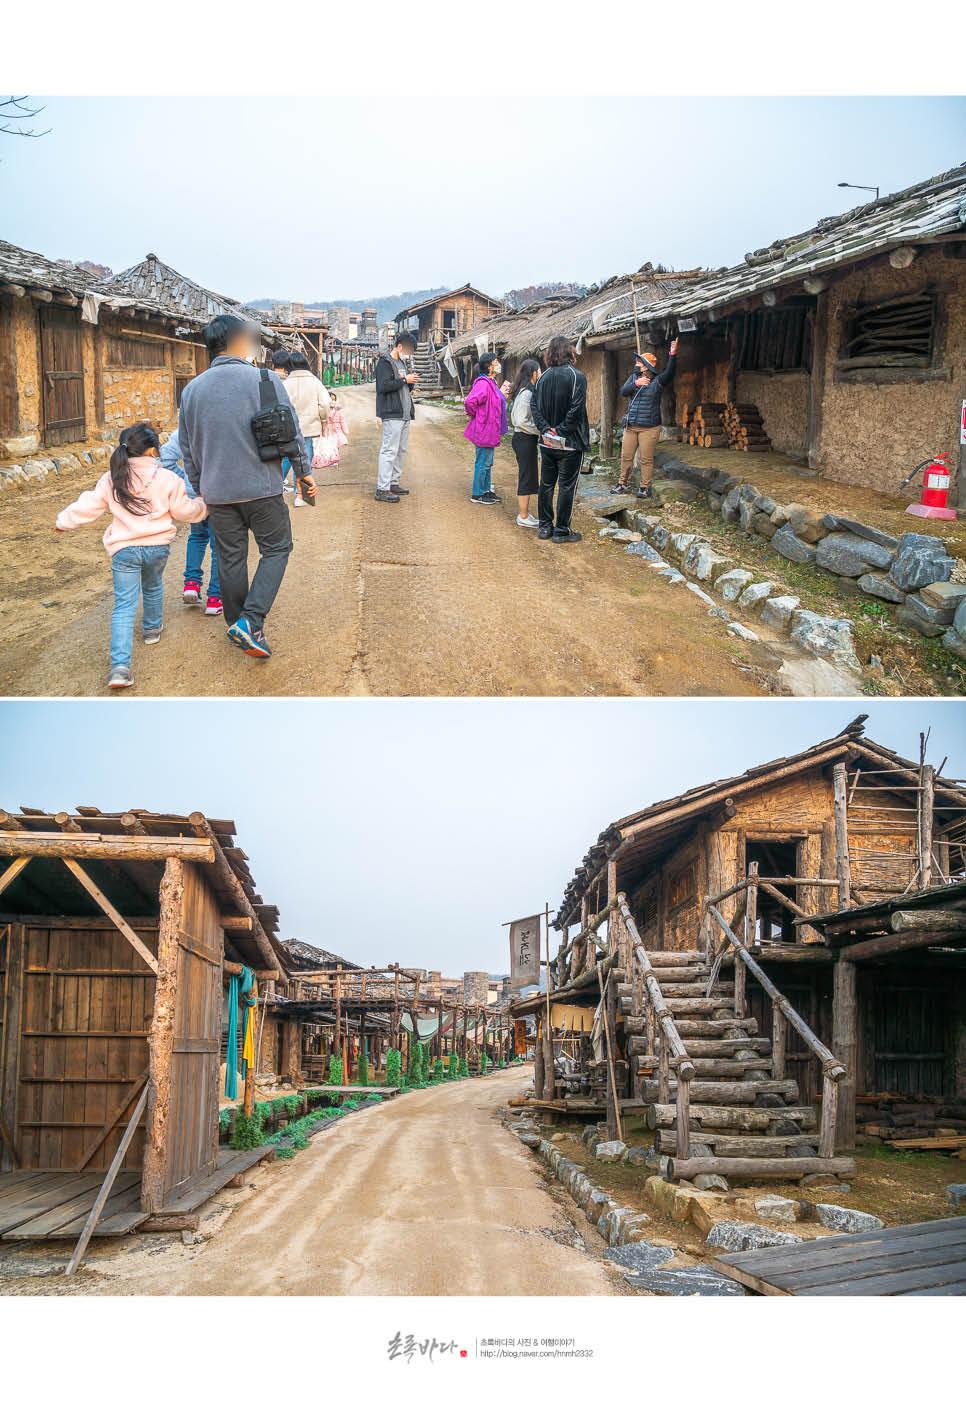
[0,96,51,141]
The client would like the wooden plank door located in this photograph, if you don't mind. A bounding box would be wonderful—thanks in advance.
[0,924,24,1172]
[162,862,222,1199]
[40,306,86,446]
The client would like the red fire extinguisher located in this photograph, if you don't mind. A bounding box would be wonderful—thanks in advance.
[902,451,957,520]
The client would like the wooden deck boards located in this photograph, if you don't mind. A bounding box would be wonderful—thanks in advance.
[714,1216,966,1296]
[155,1145,276,1217]
[0,1171,146,1240]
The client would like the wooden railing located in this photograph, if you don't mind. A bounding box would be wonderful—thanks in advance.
[705,889,847,1158]
[616,893,695,1160]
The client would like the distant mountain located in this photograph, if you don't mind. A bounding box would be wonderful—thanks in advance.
[248,287,451,324]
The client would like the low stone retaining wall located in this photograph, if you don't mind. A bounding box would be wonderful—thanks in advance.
[0,443,112,491]
[648,451,966,660]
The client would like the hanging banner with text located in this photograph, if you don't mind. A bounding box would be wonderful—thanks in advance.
[508,913,542,988]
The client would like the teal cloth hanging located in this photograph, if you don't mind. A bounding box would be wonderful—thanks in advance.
[241,966,256,1080]
[225,971,240,1099]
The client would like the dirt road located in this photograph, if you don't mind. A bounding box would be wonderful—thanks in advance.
[1,1067,623,1296]
[0,386,772,697]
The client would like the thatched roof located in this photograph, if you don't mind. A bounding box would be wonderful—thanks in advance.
[107,252,273,334]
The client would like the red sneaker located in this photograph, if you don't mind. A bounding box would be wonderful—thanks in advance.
[205,595,223,616]
[183,584,202,607]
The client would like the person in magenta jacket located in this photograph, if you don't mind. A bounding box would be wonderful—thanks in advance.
[463,352,509,504]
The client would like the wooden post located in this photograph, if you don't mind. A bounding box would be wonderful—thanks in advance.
[600,350,617,458]
[66,1084,149,1276]
[675,1073,690,1161]
[772,1007,787,1083]
[598,962,622,1142]
[543,904,554,1099]
[534,1025,545,1099]
[0,923,24,1172]
[736,863,755,1016]
[658,1030,669,1106]
[818,1074,839,1160]
[833,763,851,910]
[832,958,857,1150]
[919,763,935,891]
[334,966,342,1055]
[141,857,183,1215]
[281,1018,301,1085]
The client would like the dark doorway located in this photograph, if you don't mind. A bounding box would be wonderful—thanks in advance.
[746,839,799,943]
[40,306,86,446]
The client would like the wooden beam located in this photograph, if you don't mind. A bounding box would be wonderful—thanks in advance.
[833,763,851,910]
[841,926,966,962]
[0,832,214,863]
[61,858,159,974]
[832,959,857,1150]
[65,1084,149,1276]
[141,858,182,1215]
[74,1074,148,1171]
[0,857,31,899]
[187,813,278,974]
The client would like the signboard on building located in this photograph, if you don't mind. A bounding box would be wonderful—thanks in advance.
[508,913,541,988]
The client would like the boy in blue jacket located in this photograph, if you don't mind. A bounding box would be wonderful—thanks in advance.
[160,428,222,614]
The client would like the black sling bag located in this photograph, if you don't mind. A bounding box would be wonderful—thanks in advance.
[250,368,302,463]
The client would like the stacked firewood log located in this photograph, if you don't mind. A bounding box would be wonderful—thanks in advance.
[722,402,773,452]
[680,401,773,452]
[856,1095,966,1152]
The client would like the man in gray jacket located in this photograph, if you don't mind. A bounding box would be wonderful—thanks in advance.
[179,315,315,659]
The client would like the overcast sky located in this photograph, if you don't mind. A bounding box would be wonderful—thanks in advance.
[1,700,962,975]
[2,97,963,303]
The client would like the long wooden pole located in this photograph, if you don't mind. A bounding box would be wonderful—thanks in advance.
[543,903,554,1099]
[597,959,623,1142]
[833,763,852,910]
[66,1084,148,1276]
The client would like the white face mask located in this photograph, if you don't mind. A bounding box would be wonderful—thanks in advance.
[493,363,502,376]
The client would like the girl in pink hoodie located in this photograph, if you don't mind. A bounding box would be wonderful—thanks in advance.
[55,421,208,689]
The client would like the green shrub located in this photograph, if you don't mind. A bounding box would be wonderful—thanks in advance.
[480,1052,488,1073]
[356,1052,369,1087]
[458,1057,468,1078]
[386,1048,402,1087]
[328,1053,344,1085]
[230,1111,265,1150]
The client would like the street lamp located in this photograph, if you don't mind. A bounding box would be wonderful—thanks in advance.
[838,181,880,201]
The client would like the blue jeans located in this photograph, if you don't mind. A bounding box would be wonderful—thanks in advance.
[183,519,220,597]
[109,545,170,668]
[472,445,494,497]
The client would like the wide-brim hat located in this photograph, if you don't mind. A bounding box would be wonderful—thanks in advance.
[635,351,659,375]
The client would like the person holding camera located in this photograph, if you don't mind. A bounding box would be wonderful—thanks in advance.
[178,315,314,660]
[530,335,589,543]
[374,331,418,502]
[616,338,677,498]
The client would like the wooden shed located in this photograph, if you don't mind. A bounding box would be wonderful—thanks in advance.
[0,807,283,1246]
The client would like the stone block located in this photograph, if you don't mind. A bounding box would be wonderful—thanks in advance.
[738,581,774,614]
[761,594,800,631]
[585,1189,615,1225]
[753,512,778,539]
[858,572,906,604]
[715,568,754,602]
[706,1221,802,1251]
[625,542,664,563]
[595,1140,627,1162]
[919,580,966,611]
[816,531,894,577]
[906,593,957,626]
[790,610,861,672]
[738,499,757,531]
[822,514,899,552]
[772,526,817,565]
[814,1203,884,1233]
[896,605,945,638]
[753,1194,800,1223]
[651,524,669,550]
[945,1184,966,1206]
[668,532,698,557]
[888,539,954,592]
[612,529,643,543]
[786,505,829,543]
[728,621,759,642]
[941,628,966,659]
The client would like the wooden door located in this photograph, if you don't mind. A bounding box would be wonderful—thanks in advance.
[0,924,24,1172]
[40,306,86,446]
[162,862,222,1198]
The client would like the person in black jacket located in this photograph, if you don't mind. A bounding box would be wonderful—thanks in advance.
[530,335,590,542]
[374,331,418,502]
[617,338,677,498]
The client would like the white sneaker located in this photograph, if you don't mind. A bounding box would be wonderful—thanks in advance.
[516,514,539,528]
[293,495,306,508]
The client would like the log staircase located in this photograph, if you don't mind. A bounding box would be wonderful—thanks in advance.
[411,340,442,398]
[614,894,855,1187]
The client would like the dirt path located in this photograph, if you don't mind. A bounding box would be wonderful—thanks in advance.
[1,1067,623,1297]
[0,386,774,697]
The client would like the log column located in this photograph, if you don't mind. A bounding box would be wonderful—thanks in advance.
[141,857,183,1214]
[282,1018,301,1085]
[600,350,617,459]
[832,957,857,1150]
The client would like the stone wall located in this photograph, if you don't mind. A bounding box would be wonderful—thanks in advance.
[463,970,490,1005]
[736,370,809,456]
[816,247,966,492]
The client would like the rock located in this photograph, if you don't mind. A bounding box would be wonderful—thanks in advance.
[756,495,779,516]
[593,497,634,518]
[952,597,966,636]
[945,1184,966,1206]
[605,1240,674,1272]
[786,506,829,543]
[905,592,957,626]
[896,605,945,638]
[753,512,778,539]
[617,1213,653,1245]
[738,581,774,614]
[622,1265,745,1296]
[816,531,894,577]
[0,433,40,457]
[706,1221,802,1251]
[598,525,619,536]
[739,499,758,531]
[721,487,743,525]
[858,571,906,603]
[686,582,715,605]
[611,529,643,543]
[815,1203,883,1233]
[684,541,733,582]
[517,1132,541,1148]
[585,1189,615,1225]
[790,610,861,672]
[595,1140,627,1162]
[888,537,954,592]
[715,568,754,602]
[728,621,759,642]
[770,504,790,526]
[772,526,818,565]
[761,594,800,631]
[623,1146,660,1169]
[581,1124,599,1146]
[921,580,966,610]
[668,531,698,557]
[801,1173,846,1189]
[650,480,693,505]
[753,1194,800,1223]
[694,1173,730,1192]
[625,541,664,563]
[651,524,669,550]
[822,514,899,552]
[708,492,724,513]
[941,628,966,660]
[658,568,686,584]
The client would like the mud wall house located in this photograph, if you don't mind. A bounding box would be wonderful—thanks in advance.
[524,717,966,1154]
[586,163,966,496]
[0,807,287,1242]
[395,284,504,346]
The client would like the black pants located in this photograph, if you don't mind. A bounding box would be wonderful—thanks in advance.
[538,446,583,532]
[512,431,539,496]
[205,495,293,632]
